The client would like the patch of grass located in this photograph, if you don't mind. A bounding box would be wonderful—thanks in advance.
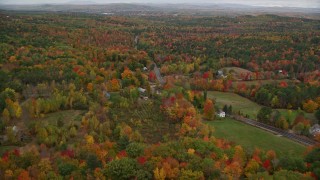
[206,118,306,157]
[221,66,252,78]
[36,110,85,127]
[208,91,316,121]
[25,110,86,129]
[208,91,261,118]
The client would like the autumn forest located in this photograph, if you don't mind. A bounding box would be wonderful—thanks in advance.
[0,7,320,180]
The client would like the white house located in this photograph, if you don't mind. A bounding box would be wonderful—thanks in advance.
[12,126,17,132]
[218,111,226,118]
[310,124,320,136]
[138,87,146,93]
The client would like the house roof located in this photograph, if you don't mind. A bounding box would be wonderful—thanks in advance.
[103,91,110,98]
[311,124,320,131]
[138,87,146,93]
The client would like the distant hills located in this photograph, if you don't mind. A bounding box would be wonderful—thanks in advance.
[66,1,97,5]
[0,3,319,19]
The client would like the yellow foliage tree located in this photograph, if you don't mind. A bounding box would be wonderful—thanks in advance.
[154,167,166,180]
[86,135,95,144]
[13,101,22,118]
[2,108,10,124]
[187,148,195,154]
[244,159,260,177]
[233,145,246,166]
[87,83,94,92]
[38,158,52,173]
[5,169,13,179]
[68,83,76,109]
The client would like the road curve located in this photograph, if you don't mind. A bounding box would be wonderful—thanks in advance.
[153,63,166,85]
[229,115,317,146]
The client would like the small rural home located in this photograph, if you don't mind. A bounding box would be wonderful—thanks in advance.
[218,111,226,118]
[103,91,111,99]
[138,87,148,100]
[138,87,146,93]
[310,124,320,136]
[216,70,227,79]
[217,70,224,76]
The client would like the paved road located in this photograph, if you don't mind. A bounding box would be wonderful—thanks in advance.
[153,63,166,85]
[230,115,317,146]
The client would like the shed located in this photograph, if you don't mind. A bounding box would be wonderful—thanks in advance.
[310,124,320,136]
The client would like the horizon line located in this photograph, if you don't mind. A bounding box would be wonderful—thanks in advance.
[0,2,319,9]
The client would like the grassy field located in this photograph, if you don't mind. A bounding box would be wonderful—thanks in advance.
[208,91,261,118]
[206,118,306,157]
[208,91,316,122]
[220,67,252,77]
[39,110,84,124]
[24,110,85,128]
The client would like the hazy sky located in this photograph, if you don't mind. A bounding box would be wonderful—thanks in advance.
[0,0,319,8]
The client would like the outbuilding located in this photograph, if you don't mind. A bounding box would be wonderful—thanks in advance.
[310,124,320,136]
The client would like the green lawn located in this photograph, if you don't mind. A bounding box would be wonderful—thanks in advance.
[208,91,316,122]
[41,110,84,123]
[206,118,306,157]
[208,91,261,118]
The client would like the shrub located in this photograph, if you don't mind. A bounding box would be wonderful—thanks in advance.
[179,169,204,180]
[126,143,144,158]
[105,158,138,180]
[58,163,77,176]
[86,154,102,170]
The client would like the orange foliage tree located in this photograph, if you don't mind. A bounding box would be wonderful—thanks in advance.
[203,99,215,120]
[303,100,318,113]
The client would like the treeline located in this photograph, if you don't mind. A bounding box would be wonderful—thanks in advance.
[255,84,320,111]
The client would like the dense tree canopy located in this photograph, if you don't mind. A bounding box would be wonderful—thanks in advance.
[0,11,319,179]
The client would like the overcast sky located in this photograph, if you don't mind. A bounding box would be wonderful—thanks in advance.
[0,0,319,8]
